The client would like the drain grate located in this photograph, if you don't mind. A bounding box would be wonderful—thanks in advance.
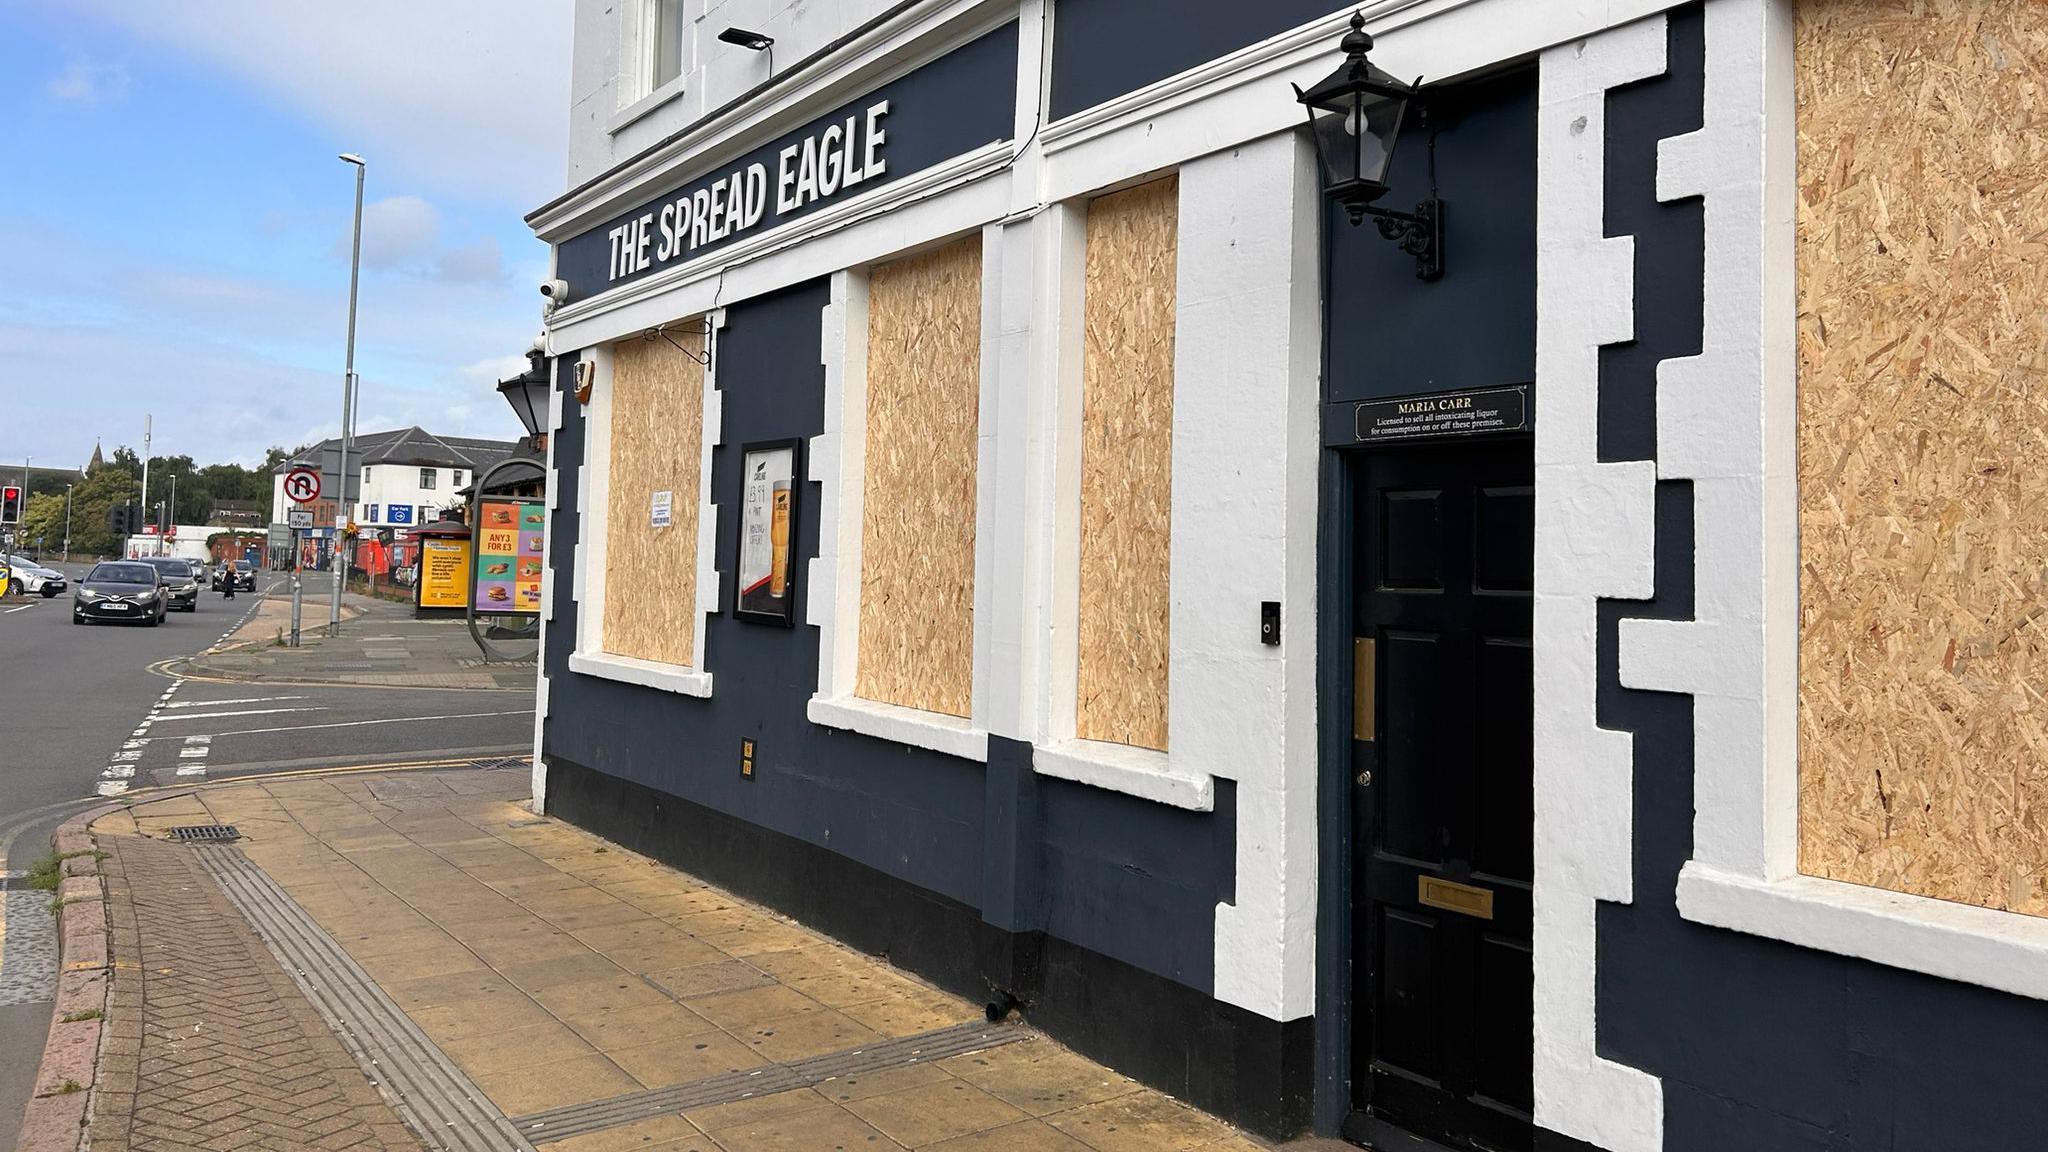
[167,824,240,843]
[468,756,532,772]
[510,1021,1027,1143]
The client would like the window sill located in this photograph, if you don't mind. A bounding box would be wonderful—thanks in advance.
[568,649,713,698]
[1676,861,2048,1002]
[1033,739,1213,812]
[807,696,987,763]
[609,76,687,136]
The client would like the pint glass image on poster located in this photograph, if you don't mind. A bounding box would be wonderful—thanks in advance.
[474,498,545,615]
[734,440,799,626]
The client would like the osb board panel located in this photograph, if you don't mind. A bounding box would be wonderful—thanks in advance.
[854,235,982,717]
[1796,0,2048,915]
[1076,176,1178,751]
[603,328,705,667]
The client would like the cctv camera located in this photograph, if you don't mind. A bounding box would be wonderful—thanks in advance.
[541,278,569,300]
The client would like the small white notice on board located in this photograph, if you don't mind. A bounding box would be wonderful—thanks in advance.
[650,490,673,528]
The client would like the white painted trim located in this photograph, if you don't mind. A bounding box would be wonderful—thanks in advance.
[1034,740,1212,811]
[533,0,1017,240]
[569,649,715,697]
[1679,864,2048,1002]
[694,311,728,658]
[577,345,615,656]
[1531,16,1670,1152]
[810,271,867,703]
[1621,0,1798,886]
[610,73,687,136]
[807,696,989,762]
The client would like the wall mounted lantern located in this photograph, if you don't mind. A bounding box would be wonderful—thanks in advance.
[1294,12,1443,280]
[496,346,551,455]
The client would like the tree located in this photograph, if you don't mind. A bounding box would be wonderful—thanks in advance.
[18,492,65,557]
[64,464,147,557]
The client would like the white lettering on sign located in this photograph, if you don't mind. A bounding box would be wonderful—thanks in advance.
[612,100,891,283]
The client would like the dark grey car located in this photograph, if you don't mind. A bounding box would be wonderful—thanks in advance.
[143,557,203,611]
[73,561,169,626]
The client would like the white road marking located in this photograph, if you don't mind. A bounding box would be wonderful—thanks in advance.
[112,750,142,762]
[183,734,212,744]
[162,696,305,709]
[96,781,129,796]
[101,766,134,780]
[3,605,29,614]
[149,707,327,722]
[178,747,210,759]
[174,765,208,777]
[215,709,535,738]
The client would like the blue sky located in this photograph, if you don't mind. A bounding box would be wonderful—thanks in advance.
[0,1,572,469]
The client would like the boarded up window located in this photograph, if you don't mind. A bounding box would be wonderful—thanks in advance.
[603,328,705,667]
[855,236,983,717]
[1796,0,2048,915]
[1077,176,1177,751]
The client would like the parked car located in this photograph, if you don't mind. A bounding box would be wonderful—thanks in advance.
[73,561,169,626]
[5,554,67,597]
[212,559,257,592]
[143,556,202,612]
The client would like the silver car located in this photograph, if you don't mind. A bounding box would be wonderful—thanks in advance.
[5,554,67,597]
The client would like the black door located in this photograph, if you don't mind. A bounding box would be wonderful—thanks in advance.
[1346,439,1533,1150]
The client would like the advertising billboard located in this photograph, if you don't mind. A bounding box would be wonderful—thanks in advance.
[474,499,544,615]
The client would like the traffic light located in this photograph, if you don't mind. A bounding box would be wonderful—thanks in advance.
[107,503,132,536]
[0,485,18,525]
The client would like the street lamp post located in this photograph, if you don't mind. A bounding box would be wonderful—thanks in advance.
[139,414,151,558]
[63,483,73,563]
[333,152,366,636]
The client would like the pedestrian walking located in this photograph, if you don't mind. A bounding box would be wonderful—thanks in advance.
[220,559,236,600]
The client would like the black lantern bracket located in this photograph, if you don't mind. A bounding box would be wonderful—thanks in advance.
[646,318,714,369]
[1357,116,1443,282]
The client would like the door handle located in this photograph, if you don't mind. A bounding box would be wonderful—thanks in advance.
[1355,770,1373,787]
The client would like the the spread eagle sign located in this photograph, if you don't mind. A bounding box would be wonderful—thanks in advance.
[283,467,322,504]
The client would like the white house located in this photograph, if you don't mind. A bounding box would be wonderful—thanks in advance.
[269,427,518,530]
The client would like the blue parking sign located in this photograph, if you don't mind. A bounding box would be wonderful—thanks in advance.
[387,506,414,525]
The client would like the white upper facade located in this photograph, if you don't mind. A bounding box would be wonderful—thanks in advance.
[569,0,904,186]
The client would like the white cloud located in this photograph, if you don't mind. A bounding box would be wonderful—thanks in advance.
[435,236,506,284]
[353,195,442,271]
[66,0,572,207]
[45,58,131,105]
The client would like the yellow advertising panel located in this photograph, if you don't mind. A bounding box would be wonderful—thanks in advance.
[419,538,471,609]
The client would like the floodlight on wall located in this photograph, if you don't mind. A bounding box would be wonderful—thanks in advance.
[1294,12,1444,280]
[719,26,775,75]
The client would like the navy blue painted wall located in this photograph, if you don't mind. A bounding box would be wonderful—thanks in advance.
[1323,68,1537,404]
[1593,9,2048,1147]
[1048,0,1346,120]
[541,277,1237,998]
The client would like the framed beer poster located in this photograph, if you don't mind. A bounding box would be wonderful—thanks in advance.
[733,440,799,626]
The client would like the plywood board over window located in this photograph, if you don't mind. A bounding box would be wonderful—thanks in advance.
[855,235,983,717]
[604,327,705,667]
[1796,0,2048,916]
[1077,175,1178,751]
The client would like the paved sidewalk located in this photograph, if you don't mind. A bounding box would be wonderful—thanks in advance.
[92,830,422,1152]
[86,768,1268,1152]
[180,589,535,691]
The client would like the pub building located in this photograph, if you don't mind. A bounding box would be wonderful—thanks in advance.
[525,1,2048,1147]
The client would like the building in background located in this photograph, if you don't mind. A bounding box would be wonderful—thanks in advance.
[270,427,516,571]
[524,2,2048,1149]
